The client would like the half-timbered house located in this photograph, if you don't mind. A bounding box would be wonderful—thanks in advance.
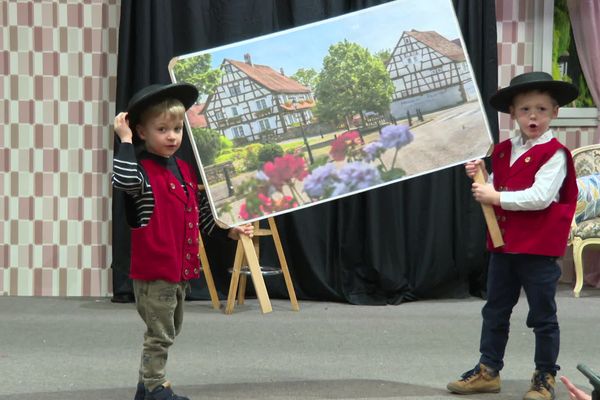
[203,54,315,143]
[386,30,477,119]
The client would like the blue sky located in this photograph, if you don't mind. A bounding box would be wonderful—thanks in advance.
[178,0,463,78]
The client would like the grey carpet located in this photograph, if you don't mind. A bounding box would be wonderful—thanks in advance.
[1,283,598,399]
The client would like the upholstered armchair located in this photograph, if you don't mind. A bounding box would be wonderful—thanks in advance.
[570,144,600,297]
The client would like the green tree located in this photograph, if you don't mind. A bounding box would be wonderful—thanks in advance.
[191,127,223,165]
[552,0,570,80]
[374,49,392,66]
[291,68,319,90]
[315,40,393,126]
[172,54,222,96]
[257,143,284,164]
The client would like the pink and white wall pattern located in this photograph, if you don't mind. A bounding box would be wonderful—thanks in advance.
[495,0,596,147]
[0,1,119,296]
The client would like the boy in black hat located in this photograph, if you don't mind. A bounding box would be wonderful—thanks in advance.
[112,83,253,400]
[446,72,579,400]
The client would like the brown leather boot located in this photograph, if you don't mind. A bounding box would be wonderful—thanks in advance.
[523,371,556,400]
[447,363,501,394]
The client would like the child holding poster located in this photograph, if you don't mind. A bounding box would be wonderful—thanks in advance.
[447,71,578,400]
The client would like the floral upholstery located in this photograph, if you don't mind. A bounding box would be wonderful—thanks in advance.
[572,218,600,240]
[573,145,600,176]
[569,144,600,297]
[574,174,600,224]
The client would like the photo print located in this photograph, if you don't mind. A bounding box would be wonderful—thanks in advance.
[169,0,493,227]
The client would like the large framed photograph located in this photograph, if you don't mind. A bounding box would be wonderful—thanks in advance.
[169,0,493,227]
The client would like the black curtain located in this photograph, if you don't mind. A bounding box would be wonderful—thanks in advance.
[112,0,499,305]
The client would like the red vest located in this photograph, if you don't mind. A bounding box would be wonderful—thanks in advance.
[489,138,577,256]
[130,158,201,282]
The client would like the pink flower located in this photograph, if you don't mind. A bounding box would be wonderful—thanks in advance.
[329,130,362,161]
[239,201,261,220]
[262,154,308,189]
[259,195,298,213]
[239,203,249,220]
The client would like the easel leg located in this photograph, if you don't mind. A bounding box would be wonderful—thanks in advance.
[225,241,245,314]
[237,254,247,305]
[268,217,299,311]
[198,233,220,310]
[240,234,272,314]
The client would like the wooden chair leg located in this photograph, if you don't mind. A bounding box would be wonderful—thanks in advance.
[572,237,584,298]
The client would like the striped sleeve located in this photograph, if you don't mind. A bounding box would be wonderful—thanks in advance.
[112,143,155,227]
[198,190,217,236]
[111,143,147,195]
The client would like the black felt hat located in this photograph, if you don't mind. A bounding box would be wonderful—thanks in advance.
[126,82,198,137]
[489,71,579,113]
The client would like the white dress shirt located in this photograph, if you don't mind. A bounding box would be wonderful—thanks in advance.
[490,130,567,211]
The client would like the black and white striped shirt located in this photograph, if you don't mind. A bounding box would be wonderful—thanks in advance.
[112,143,224,238]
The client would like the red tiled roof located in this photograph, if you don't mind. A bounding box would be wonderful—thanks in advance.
[406,30,465,62]
[227,59,311,94]
[187,103,207,128]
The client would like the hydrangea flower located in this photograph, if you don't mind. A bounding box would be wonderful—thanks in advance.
[380,124,414,149]
[331,162,382,196]
[303,163,339,199]
[362,141,385,162]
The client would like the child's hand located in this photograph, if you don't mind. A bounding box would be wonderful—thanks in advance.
[465,159,487,180]
[471,182,500,206]
[227,224,254,240]
[559,376,591,400]
[114,112,133,143]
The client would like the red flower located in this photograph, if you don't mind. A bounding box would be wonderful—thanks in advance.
[258,194,298,214]
[329,130,361,161]
[262,154,308,189]
[239,202,260,220]
[239,203,250,219]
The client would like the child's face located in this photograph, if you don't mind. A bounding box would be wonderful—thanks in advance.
[509,91,558,141]
[137,112,184,158]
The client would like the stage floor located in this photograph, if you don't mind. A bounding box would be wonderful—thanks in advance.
[1,283,598,400]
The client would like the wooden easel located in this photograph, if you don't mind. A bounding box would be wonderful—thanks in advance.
[198,230,221,310]
[225,217,300,314]
[196,183,221,310]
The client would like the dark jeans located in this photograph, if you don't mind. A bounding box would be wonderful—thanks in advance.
[479,253,561,374]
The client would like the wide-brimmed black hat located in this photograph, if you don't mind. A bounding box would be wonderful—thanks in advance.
[489,71,578,113]
[126,82,198,137]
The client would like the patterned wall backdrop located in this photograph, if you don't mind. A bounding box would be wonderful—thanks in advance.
[495,0,597,147]
[0,0,119,296]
